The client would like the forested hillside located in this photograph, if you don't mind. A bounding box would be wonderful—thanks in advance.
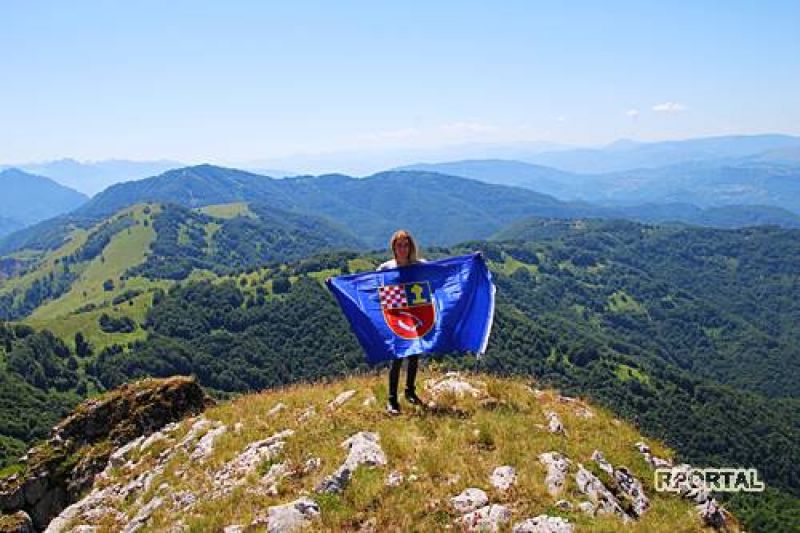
[0,218,798,529]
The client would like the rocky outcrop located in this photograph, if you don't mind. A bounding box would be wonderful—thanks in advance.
[213,429,294,496]
[251,497,320,532]
[0,511,34,533]
[512,515,574,533]
[315,432,386,494]
[425,372,484,399]
[574,465,631,521]
[538,452,570,496]
[0,377,209,531]
[327,390,357,411]
[545,412,565,435]
[489,466,516,491]
[459,504,511,532]
[450,488,489,514]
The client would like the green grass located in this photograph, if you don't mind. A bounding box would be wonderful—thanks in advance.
[196,202,255,219]
[72,372,720,532]
[27,204,159,323]
[607,290,647,315]
[614,364,652,385]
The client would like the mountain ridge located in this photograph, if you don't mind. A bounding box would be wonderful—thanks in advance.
[0,169,88,238]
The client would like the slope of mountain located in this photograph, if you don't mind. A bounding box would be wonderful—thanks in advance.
[0,202,362,324]
[71,165,588,248]
[0,169,88,237]
[12,158,183,196]
[1,218,799,529]
[401,158,800,214]
[525,134,800,173]
[1,374,733,532]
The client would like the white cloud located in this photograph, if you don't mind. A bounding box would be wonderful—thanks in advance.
[625,109,640,118]
[652,101,687,113]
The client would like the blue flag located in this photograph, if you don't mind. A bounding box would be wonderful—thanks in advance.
[326,252,496,364]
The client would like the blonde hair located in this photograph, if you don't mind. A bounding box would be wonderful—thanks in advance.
[389,229,419,264]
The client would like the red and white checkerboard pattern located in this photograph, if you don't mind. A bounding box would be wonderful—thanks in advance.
[379,285,407,308]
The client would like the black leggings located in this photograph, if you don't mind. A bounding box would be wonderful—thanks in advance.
[388,355,419,401]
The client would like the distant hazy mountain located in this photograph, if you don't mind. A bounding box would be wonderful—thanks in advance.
[524,134,800,173]
[398,159,582,198]
[0,168,88,237]
[6,164,800,257]
[74,165,580,248]
[403,158,800,213]
[11,158,183,195]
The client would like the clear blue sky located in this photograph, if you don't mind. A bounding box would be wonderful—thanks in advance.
[2,0,799,163]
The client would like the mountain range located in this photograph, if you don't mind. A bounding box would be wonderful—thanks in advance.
[5,163,800,260]
[0,169,87,238]
[0,158,183,196]
[399,158,800,214]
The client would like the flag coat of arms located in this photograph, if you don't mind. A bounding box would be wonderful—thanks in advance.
[326,252,496,364]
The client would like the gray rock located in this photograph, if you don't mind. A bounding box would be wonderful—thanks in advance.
[545,412,565,434]
[697,498,727,529]
[577,501,595,515]
[512,515,574,533]
[425,372,483,399]
[613,466,650,517]
[450,487,489,514]
[490,466,516,491]
[538,452,571,496]
[574,465,630,521]
[189,424,227,462]
[267,402,287,417]
[590,450,613,476]
[0,510,34,533]
[256,497,320,533]
[315,432,386,494]
[554,500,572,511]
[327,390,357,410]
[297,406,315,423]
[634,441,672,468]
[108,436,146,468]
[385,470,404,487]
[213,429,294,495]
[459,504,511,532]
[120,496,163,533]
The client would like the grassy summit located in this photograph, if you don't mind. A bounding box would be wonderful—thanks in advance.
[51,371,732,532]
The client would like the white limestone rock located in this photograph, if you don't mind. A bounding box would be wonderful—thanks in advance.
[327,390,357,410]
[591,450,613,476]
[450,488,489,514]
[315,432,386,494]
[459,504,511,532]
[256,497,321,533]
[512,515,574,533]
[545,411,565,434]
[538,452,571,496]
[213,429,294,495]
[189,424,227,462]
[490,465,517,491]
[574,465,631,521]
[267,402,287,417]
[386,470,404,487]
[425,372,484,399]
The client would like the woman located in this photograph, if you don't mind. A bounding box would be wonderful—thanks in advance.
[378,229,425,415]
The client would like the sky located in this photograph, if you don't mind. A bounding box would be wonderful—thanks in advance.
[1,0,799,167]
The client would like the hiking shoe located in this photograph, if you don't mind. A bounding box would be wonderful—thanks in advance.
[405,391,424,406]
[386,400,401,415]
